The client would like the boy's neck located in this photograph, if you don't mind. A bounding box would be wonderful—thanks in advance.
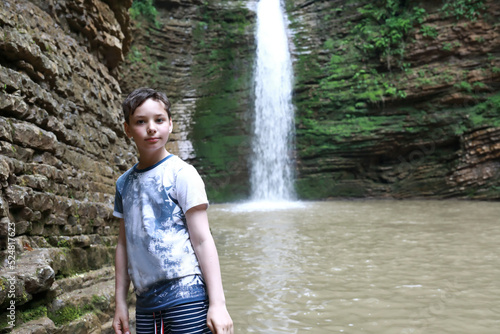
[137,149,170,170]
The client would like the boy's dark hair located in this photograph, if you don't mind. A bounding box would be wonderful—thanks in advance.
[122,87,172,123]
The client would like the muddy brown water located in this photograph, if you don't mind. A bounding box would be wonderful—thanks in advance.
[209,200,500,333]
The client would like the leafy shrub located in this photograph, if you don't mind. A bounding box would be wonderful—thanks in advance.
[441,0,485,21]
[421,25,438,39]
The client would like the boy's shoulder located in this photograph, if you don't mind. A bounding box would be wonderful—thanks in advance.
[160,155,194,176]
[116,155,195,183]
[116,163,137,185]
[168,156,200,181]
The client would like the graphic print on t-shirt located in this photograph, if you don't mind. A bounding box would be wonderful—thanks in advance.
[114,156,206,294]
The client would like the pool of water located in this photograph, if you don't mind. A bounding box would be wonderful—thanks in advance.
[209,200,500,333]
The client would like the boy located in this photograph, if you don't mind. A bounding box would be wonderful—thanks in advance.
[112,88,233,334]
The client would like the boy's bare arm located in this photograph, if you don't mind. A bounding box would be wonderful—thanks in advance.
[113,219,131,334]
[185,205,234,334]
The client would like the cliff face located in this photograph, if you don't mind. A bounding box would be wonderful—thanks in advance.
[0,0,134,331]
[286,0,500,199]
[1,0,499,331]
[121,0,500,202]
[0,0,255,331]
[119,0,256,202]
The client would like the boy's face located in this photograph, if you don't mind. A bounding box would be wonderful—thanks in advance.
[124,98,173,155]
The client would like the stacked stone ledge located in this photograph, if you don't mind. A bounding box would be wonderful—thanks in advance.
[0,0,134,331]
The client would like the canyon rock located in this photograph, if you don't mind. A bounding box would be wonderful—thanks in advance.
[1,0,499,331]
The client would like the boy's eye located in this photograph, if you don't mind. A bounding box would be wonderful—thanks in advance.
[136,120,145,124]
[156,118,164,123]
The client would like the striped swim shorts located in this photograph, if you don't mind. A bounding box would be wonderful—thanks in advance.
[135,300,212,334]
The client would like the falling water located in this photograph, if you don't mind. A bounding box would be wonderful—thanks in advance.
[250,0,296,201]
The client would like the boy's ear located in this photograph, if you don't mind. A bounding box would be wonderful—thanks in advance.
[169,118,173,133]
[124,121,132,138]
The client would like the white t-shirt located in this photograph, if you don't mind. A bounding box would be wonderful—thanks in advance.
[113,154,208,295]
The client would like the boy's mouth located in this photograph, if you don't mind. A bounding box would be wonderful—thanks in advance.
[145,137,160,142]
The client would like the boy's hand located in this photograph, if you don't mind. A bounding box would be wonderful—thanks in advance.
[112,307,130,334]
[207,304,234,334]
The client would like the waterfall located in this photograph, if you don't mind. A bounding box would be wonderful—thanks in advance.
[250,0,296,202]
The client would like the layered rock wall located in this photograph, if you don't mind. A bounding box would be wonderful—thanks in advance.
[286,0,500,199]
[121,0,500,201]
[0,0,256,330]
[1,0,499,331]
[0,0,134,331]
[119,0,256,202]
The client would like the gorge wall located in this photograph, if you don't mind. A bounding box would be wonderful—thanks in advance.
[0,0,256,332]
[121,0,500,202]
[287,0,500,199]
[119,0,256,202]
[0,0,136,332]
[1,0,499,332]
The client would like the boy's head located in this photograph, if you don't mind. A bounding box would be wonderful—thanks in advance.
[122,87,172,124]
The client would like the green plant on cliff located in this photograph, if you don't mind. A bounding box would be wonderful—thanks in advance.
[318,47,406,113]
[49,305,90,326]
[18,306,47,324]
[441,0,485,21]
[57,238,70,248]
[466,92,500,130]
[454,81,473,92]
[127,46,143,63]
[353,0,419,71]
[190,4,254,202]
[420,24,438,39]
[46,294,110,326]
[129,0,161,28]
[309,0,428,118]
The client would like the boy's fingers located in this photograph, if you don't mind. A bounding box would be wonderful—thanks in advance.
[122,318,130,334]
[208,320,233,334]
[207,320,215,333]
[112,317,130,334]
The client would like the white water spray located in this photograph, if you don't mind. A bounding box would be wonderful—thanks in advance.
[250,0,296,202]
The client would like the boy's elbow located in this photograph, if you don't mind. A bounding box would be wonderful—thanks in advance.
[193,234,216,252]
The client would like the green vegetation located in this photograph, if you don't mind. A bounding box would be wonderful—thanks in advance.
[464,92,500,130]
[127,45,143,63]
[291,0,495,123]
[191,4,254,202]
[454,81,473,92]
[441,0,485,21]
[0,316,10,330]
[18,306,48,324]
[1,295,90,329]
[293,1,419,127]
[421,24,438,39]
[442,42,453,51]
[129,0,161,28]
[57,238,70,248]
[353,0,416,69]
[286,0,499,199]
[49,304,93,326]
[0,294,111,328]
[309,0,431,117]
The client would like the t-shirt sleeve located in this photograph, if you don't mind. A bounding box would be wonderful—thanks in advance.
[176,165,209,213]
[113,184,124,218]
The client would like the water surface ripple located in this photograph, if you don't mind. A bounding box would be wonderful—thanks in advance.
[209,200,500,333]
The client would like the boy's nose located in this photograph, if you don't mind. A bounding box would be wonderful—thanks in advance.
[147,126,157,135]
